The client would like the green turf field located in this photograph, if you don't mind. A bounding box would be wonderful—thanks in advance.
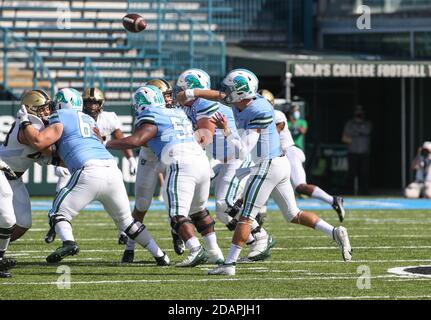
[1,208,431,300]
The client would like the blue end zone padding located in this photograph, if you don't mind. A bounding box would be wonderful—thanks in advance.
[30,198,431,212]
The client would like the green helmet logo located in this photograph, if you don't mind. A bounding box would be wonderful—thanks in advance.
[233,76,251,94]
[54,89,81,107]
[135,92,151,106]
[185,74,204,89]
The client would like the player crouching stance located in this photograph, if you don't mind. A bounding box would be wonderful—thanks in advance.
[176,69,352,276]
[107,85,224,267]
[17,88,169,265]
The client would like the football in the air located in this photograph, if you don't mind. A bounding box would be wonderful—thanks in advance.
[122,13,147,33]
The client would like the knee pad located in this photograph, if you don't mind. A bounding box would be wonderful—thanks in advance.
[48,214,71,229]
[170,215,193,234]
[125,220,146,240]
[190,209,215,234]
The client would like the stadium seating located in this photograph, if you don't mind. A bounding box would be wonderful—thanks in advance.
[0,0,299,101]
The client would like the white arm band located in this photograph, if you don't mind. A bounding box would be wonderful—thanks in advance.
[185,89,195,101]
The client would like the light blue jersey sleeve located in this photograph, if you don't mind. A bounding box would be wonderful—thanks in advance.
[193,98,219,121]
[246,108,274,130]
[48,111,61,125]
[135,109,156,127]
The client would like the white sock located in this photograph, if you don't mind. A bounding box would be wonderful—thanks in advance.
[225,243,242,264]
[185,237,201,252]
[134,228,159,254]
[55,221,75,242]
[145,239,164,258]
[311,187,334,205]
[0,238,10,252]
[314,219,335,239]
[125,238,136,251]
[203,232,220,251]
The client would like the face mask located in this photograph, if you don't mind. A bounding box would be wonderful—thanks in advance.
[293,111,301,120]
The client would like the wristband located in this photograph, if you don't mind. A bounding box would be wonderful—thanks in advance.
[185,89,195,100]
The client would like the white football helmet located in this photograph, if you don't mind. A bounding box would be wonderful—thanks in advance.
[54,88,83,111]
[132,85,165,113]
[222,69,259,103]
[176,68,211,91]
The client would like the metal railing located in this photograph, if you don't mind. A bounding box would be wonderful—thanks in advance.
[83,57,105,91]
[128,0,226,88]
[1,27,55,97]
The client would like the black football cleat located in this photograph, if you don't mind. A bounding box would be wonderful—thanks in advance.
[332,196,346,223]
[0,258,17,278]
[155,252,170,266]
[46,241,79,263]
[121,250,135,263]
[171,230,185,255]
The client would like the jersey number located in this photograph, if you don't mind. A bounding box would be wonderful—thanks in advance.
[171,117,194,140]
[77,112,94,138]
[3,122,16,147]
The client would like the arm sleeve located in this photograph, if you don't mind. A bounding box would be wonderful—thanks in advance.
[135,110,156,128]
[226,129,260,160]
[48,111,61,125]
[246,110,273,130]
[195,101,219,121]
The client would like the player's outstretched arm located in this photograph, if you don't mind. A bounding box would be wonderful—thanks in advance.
[112,129,135,159]
[175,89,226,105]
[107,123,157,150]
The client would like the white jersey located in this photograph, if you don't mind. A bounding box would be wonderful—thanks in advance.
[274,110,295,153]
[96,111,121,142]
[0,115,45,173]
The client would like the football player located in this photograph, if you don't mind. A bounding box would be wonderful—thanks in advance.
[0,159,17,278]
[175,69,352,276]
[120,79,185,264]
[176,68,275,261]
[0,90,55,243]
[17,88,169,266]
[259,89,346,222]
[107,85,223,267]
[54,87,137,192]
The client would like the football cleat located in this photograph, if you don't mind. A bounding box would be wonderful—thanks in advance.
[206,248,225,265]
[333,226,352,262]
[118,233,128,245]
[46,241,80,263]
[121,250,135,264]
[171,230,185,255]
[154,252,170,266]
[332,196,346,223]
[247,231,276,262]
[0,257,17,278]
[207,263,236,276]
[176,247,208,267]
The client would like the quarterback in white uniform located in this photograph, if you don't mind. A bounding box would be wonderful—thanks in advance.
[55,88,137,192]
[260,89,346,222]
[176,69,352,276]
[176,68,273,262]
[0,90,55,244]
